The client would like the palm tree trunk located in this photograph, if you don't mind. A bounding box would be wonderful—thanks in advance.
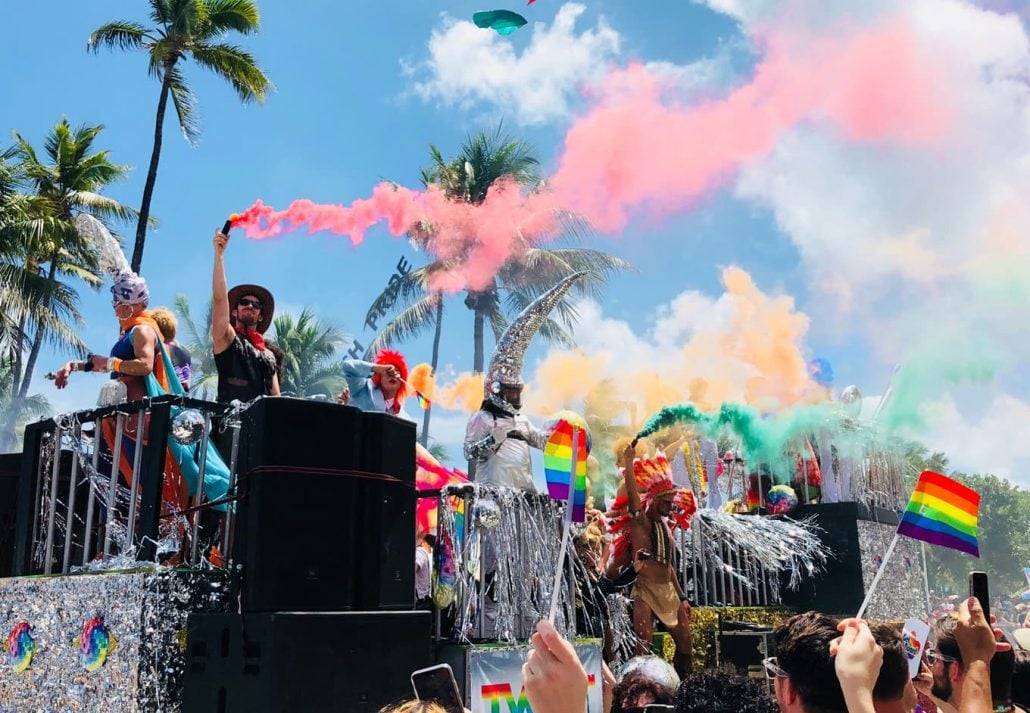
[420,294,443,447]
[473,306,485,374]
[132,66,174,273]
[12,312,25,400]
[18,256,59,398]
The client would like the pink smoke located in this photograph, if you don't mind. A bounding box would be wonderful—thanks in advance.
[233,17,952,290]
[552,20,951,232]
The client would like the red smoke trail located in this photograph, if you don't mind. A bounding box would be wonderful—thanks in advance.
[232,17,952,291]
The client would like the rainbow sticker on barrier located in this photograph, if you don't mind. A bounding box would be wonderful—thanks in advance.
[6,622,35,672]
[75,616,117,672]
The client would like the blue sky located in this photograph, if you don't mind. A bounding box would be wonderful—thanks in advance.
[5,1,1030,486]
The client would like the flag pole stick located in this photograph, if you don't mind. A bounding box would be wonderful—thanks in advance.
[548,428,580,623]
[856,532,900,619]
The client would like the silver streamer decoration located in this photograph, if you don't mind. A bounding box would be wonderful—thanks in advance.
[694,510,830,592]
[437,484,577,644]
[169,409,205,446]
[606,593,640,668]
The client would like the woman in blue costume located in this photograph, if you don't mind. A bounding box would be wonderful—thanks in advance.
[51,216,231,538]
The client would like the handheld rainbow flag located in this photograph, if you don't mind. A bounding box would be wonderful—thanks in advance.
[416,391,431,410]
[897,470,980,557]
[544,419,589,523]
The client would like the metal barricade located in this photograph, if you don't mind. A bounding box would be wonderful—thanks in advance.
[11,395,237,576]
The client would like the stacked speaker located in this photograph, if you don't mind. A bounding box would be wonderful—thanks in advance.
[182,398,430,712]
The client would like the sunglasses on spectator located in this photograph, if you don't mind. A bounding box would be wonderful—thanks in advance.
[924,645,957,665]
[237,298,263,310]
[762,656,789,679]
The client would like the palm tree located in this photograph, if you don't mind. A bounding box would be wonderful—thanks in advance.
[0,360,50,452]
[88,0,272,272]
[271,309,348,398]
[366,126,633,444]
[8,120,136,399]
[172,293,217,398]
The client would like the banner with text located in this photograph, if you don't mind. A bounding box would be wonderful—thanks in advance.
[468,641,603,713]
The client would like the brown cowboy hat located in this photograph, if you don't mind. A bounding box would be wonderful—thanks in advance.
[228,284,275,334]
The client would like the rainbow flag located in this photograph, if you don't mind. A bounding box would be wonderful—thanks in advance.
[897,471,980,557]
[415,391,430,410]
[544,420,589,523]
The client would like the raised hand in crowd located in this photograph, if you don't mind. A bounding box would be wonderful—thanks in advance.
[522,619,589,713]
[954,596,1011,713]
[830,618,883,713]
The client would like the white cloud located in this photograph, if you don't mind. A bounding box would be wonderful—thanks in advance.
[920,394,1030,488]
[408,3,621,125]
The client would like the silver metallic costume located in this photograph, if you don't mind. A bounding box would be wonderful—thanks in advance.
[463,272,586,490]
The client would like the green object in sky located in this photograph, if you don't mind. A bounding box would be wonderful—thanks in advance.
[473,10,528,36]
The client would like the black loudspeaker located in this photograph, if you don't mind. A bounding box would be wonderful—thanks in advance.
[181,611,431,713]
[237,397,363,474]
[0,453,20,577]
[233,398,364,611]
[718,618,775,670]
[778,502,901,615]
[357,412,416,610]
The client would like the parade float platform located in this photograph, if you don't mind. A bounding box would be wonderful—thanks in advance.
[0,568,232,713]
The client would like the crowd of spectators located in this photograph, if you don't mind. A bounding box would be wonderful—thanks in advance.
[380,595,1029,713]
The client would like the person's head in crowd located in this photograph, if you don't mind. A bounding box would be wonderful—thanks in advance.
[868,621,914,712]
[377,702,447,713]
[610,670,675,713]
[772,611,847,713]
[1012,650,1030,710]
[150,306,178,343]
[931,615,966,705]
[674,666,777,713]
[931,614,1015,708]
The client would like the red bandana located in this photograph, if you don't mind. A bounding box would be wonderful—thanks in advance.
[235,323,266,351]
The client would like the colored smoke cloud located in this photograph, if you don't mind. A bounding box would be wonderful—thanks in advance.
[232,14,950,293]
[522,266,825,425]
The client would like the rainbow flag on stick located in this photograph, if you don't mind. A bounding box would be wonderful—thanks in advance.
[897,470,980,557]
[544,420,588,523]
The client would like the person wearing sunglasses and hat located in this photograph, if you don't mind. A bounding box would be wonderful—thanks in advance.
[212,229,280,403]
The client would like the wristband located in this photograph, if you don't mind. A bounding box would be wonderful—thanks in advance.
[109,357,123,374]
[82,355,95,372]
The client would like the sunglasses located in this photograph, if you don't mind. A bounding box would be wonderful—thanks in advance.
[237,298,263,310]
[924,645,957,665]
[762,656,789,679]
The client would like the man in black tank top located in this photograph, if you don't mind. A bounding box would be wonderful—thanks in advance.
[211,229,280,403]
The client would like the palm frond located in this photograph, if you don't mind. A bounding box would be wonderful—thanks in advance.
[190,42,271,103]
[204,0,261,34]
[166,63,201,143]
[87,21,148,53]
[365,294,440,354]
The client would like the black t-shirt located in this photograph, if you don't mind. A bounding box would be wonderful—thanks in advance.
[214,334,276,403]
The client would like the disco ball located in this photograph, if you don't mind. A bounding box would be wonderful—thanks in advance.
[170,409,206,445]
[619,654,680,689]
[472,498,502,530]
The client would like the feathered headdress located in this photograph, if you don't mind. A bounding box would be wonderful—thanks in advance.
[75,214,149,306]
[607,451,697,560]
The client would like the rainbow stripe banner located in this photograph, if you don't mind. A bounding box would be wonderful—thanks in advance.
[544,420,589,523]
[897,470,980,557]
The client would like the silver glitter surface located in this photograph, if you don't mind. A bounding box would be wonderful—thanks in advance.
[486,272,586,393]
[0,568,232,712]
[856,520,928,620]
